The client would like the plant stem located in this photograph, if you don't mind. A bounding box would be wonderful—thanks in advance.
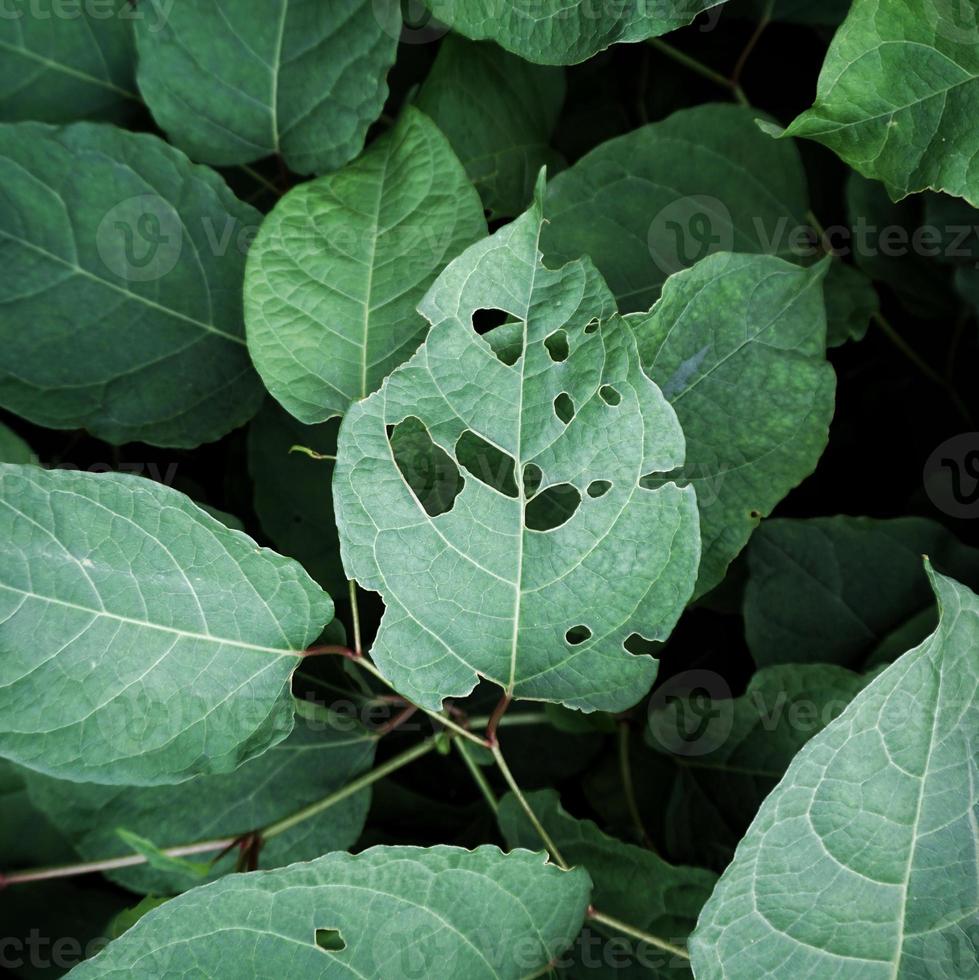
[348,580,363,655]
[467,711,551,730]
[648,38,748,106]
[731,0,775,85]
[618,722,651,849]
[587,909,691,961]
[489,742,569,870]
[485,693,512,746]
[238,163,280,196]
[455,740,499,813]
[289,444,335,461]
[262,736,438,839]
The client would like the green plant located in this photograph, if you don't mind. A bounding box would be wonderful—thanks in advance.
[1,1,977,977]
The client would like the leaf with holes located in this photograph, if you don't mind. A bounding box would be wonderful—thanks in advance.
[628,252,835,597]
[782,0,979,207]
[23,718,377,895]
[0,464,333,786]
[0,122,263,448]
[689,565,979,977]
[133,0,399,174]
[333,176,700,713]
[424,0,728,65]
[0,0,137,124]
[70,845,592,978]
[245,108,487,423]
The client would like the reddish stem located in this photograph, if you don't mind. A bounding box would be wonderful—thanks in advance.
[374,705,418,736]
[302,644,361,660]
[485,694,512,747]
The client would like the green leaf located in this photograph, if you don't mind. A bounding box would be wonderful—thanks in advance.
[0,421,32,464]
[133,0,399,174]
[333,177,700,713]
[415,35,566,219]
[247,400,344,595]
[0,122,263,448]
[0,464,333,785]
[744,516,979,670]
[690,566,979,976]
[823,261,877,347]
[784,0,979,207]
[107,897,169,941]
[646,663,873,868]
[25,721,376,894]
[114,829,211,880]
[628,253,835,597]
[70,845,592,978]
[424,0,727,65]
[245,108,487,423]
[0,0,137,123]
[499,788,717,976]
[542,104,811,314]
[0,758,74,870]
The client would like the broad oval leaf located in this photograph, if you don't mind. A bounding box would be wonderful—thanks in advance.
[744,516,979,670]
[542,104,811,314]
[133,0,399,174]
[784,0,979,207]
[70,845,592,978]
[424,0,727,65]
[333,177,700,713]
[245,107,487,423]
[0,0,137,123]
[499,788,717,976]
[0,122,263,448]
[415,35,566,219]
[629,253,835,596]
[0,464,333,786]
[24,719,377,895]
[690,566,979,977]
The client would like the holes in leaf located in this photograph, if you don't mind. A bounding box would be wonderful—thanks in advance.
[600,385,621,406]
[388,417,462,517]
[525,483,581,531]
[523,463,542,499]
[456,430,518,498]
[625,633,659,656]
[471,308,509,335]
[544,330,569,362]
[315,929,347,954]
[553,392,575,425]
[584,318,600,334]
[566,625,592,645]
[484,322,523,366]
[587,480,611,499]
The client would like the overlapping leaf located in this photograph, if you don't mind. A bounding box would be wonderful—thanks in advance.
[334,177,700,713]
[134,0,399,174]
[415,35,566,218]
[690,566,979,977]
[0,0,137,123]
[71,845,592,978]
[24,719,377,894]
[629,253,835,596]
[424,0,727,65]
[0,122,263,447]
[744,516,979,669]
[784,0,979,206]
[0,464,333,785]
[245,108,487,423]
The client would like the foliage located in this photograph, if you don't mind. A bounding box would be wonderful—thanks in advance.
[0,2,977,977]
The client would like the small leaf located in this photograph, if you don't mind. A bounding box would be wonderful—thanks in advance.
[744,516,979,670]
[133,0,399,174]
[334,176,700,713]
[70,845,592,979]
[424,0,727,65]
[107,897,169,941]
[629,253,835,597]
[245,108,487,423]
[542,104,811,313]
[499,788,717,976]
[114,829,211,879]
[784,0,979,206]
[824,262,878,347]
[0,464,333,785]
[0,122,263,447]
[690,565,979,977]
[416,35,566,218]
[0,0,137,123]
